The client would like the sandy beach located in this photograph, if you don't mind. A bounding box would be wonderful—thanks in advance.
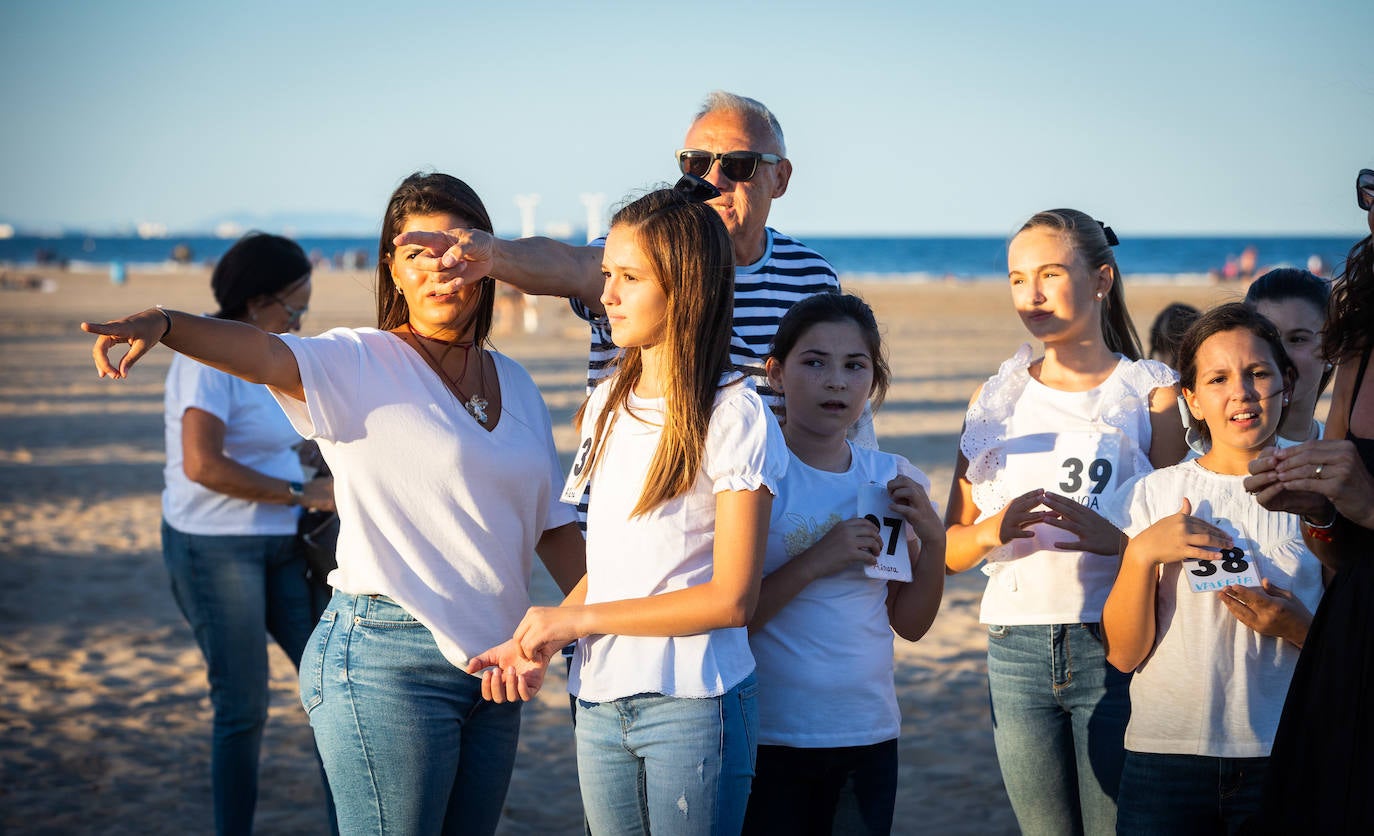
[0,266,1242,834]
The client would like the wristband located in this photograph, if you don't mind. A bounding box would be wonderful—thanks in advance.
[287,481,305,506]
[1303,509,1338,543]
[154,306,174,340]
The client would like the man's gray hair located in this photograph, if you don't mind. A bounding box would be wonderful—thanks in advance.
[695,91,787,156]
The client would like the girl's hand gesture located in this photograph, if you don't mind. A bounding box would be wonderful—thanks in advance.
[1038,491,1127,556]
[993,488,1055,546]
[887,475,944,550]
[1124,498,1233,567]
[799,517,885,578]
[1217,578,1312,649]
[81,308,171,379]
[465,638,550,703]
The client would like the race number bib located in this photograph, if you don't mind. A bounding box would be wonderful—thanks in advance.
[999,430,1126,555]
[857,483,911,582]
[560,436,593,504]
[1184,537,1263,593]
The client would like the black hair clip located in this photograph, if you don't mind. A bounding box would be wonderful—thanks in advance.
[673,173,721,203]
[1097,221,1120,247]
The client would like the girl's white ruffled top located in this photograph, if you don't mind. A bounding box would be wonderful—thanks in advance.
[961,344,1178,624]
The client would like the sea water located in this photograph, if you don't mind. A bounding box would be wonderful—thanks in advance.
[1,233,1359,281]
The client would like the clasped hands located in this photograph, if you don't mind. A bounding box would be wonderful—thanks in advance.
[464,605,586,704]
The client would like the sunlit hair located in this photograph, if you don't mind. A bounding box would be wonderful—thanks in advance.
[1324,234,1374,364]
[768,292,890,409]
[1244,267,1334,396]
[695,90,787,156]
[574,187,735,517]
[1015,209,1143,360]
[1177,302,1296,445]
[1147,302,1200,370]
[375,172,496,343]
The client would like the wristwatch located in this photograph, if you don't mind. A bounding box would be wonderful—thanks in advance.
[287,481,305,506]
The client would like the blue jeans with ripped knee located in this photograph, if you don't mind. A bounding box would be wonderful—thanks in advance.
[574,673,758,836]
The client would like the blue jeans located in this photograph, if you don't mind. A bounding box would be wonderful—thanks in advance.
[575,674,759,835]
[1117,751,1267,835]
[161,519,330,836]
[301,592,523,835]
[986,623,1131,836]
[742,738,898,835]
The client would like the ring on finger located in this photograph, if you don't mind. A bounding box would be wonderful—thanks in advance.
[1315,464,1324,478]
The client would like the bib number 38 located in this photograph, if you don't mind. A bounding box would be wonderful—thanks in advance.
[1185,544,1262,592]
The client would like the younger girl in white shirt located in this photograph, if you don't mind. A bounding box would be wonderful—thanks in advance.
[741,292,945,835]
[1104,302,1332,833]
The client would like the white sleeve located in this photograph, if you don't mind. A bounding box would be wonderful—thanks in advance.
[270,329,367,442]
[704,387,789,495]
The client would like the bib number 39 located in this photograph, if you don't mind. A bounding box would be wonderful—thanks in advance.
[1059,457,1113,494]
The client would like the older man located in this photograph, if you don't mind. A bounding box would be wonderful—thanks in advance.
[399,91,868,444]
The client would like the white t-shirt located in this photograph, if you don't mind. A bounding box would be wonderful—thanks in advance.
[162,353,304,536]
[961,345,1178,624]
[752,443,930,747]
[1115,459,1324,758]
[271,328,576,670]
[566,373,788,702]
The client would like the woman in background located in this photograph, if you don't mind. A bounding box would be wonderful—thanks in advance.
[159,232,335,835]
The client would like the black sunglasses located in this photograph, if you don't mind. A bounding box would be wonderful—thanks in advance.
[676,149,782,183]
[1358,169,1374,212]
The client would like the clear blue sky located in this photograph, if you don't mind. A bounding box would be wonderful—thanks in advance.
[2,0,1370,237]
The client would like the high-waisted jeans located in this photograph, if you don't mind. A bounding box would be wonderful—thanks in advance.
[986,622,1131,836]
[301,591,522,836]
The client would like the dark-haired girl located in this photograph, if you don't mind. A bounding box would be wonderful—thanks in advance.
[1104,302,1326,833]
[944,210,1188,835]
[738,293,945,834]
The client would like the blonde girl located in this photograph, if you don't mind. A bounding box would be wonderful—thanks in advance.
[944,209,1188,835]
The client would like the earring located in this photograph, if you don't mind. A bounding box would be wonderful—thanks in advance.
[1095,292,1105,300]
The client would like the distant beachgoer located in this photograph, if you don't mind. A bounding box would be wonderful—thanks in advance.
[83,173,586,835]
[1307,253,1327,277]
[1245,165,1374,833]
[944,210,1188,835]
[155,231,336,835]
[742,293,946,835]
[1245,268,1333,446]
[1104,303,1325,832]
[1147,301,1201,370]
[469,183,786,836]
